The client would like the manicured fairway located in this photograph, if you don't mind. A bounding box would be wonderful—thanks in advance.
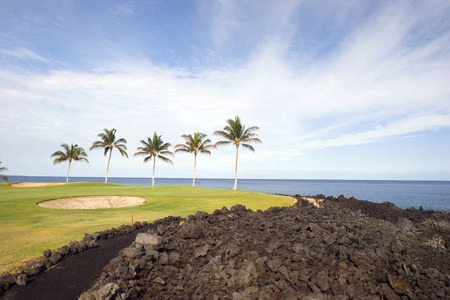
[0,182,294,273]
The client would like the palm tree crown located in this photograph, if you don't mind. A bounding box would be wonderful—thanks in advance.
[89,128,128,183]
[134,132,174,188]
[214,116,261,190]
[175,132,215,186]
[51,143,89,183]
[0,160,9,182]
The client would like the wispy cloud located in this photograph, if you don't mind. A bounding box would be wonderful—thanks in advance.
[114,5,135,16]
[0,47,49,62]
[302,114,450,151]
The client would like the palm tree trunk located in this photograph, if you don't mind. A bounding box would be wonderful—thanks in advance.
[152,156,156,189]
[105,150,112,184]
[193,154,197,187]
[233,145,239,190]
[66,161,71,183]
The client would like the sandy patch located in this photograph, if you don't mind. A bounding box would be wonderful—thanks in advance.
[300,197,324,208]
[38,196,148,209]
[12,182,66,188]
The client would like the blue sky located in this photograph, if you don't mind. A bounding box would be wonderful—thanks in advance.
[1,0,449,180]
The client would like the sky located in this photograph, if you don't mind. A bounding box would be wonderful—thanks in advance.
[0,0,449,181]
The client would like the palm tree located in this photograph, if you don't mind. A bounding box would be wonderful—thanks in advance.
[51,144,89,183]
[90,128,128,183]
[214,116,261,190]
[134,132,174,188]
[0,160,9,182]
[174,132,215,187]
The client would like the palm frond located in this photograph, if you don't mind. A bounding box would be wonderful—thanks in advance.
[74,157,89,163]
[241,143,256,152]
[103,146,111,156]
[50,150,67,158]
[89,141,106,150]
[199,149,212,155]
[0,166,9,172]
[116,146,129,158]
[214,130,233,140]
[198,142,215,153]
[0,161,10,182]
[134,150,152,157]
[160,150,174,157]
[174,144,192,153]
[215,140,231,147]
[52,157,68,165]
[115,137,127,143]
[158,155,174,165]
[244,137,262,144]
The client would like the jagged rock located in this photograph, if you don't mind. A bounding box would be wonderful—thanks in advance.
[230,204,247,214]
[194,244,210,258]
[49,251,62,265]
[182,223,203,239]
[266,259,282,272]
[313,271,330,292]
[23,261,42,276]
[153,277,165,285]
[88,283,121,299]
[15,274,28,286]
[135,233,162,250]
[225,242,240,257]
[58,245,69,256]
[78,197,450,299]
[232,286,259,299]
[168,252,181,265]
[43,249,52,258]
[121,247,140,259]
[159,252,169,265]
[39,257,52,269]
[388,273,411,295]
[0,272,16,291]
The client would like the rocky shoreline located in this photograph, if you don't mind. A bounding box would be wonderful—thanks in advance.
[78,195,449,299]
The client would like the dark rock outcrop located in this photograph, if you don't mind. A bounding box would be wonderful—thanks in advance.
[80,199,450,299]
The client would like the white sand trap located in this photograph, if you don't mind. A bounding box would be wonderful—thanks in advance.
[12,182,67,188]
[38,196,148,209]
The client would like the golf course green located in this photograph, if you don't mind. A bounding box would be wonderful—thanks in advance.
[0,182,294,273]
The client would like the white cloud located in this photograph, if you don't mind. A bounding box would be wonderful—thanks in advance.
[302,114,450,151]
[115,5,134,16]
[0,47,49,62]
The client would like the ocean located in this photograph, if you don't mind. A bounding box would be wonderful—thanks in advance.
[6,176,450,212]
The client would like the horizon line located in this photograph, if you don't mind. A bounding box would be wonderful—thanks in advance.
[6,175,450,183]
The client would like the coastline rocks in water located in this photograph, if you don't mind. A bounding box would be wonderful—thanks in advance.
[79,200,450,299]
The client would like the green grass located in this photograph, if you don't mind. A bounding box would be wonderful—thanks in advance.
[0,182,294,273]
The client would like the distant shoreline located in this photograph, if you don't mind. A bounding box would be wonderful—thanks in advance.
[4,176,450,212]
[6,175,450,182]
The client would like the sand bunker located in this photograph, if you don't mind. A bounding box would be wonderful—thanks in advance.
[38,196,148,209]
[12,182,67,188]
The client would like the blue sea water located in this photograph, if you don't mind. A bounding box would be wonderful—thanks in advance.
[6,176,450,212]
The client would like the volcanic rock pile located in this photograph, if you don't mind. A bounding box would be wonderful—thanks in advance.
[79,198,450,299]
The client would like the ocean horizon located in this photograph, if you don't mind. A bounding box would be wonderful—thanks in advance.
[6,176,450,212]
